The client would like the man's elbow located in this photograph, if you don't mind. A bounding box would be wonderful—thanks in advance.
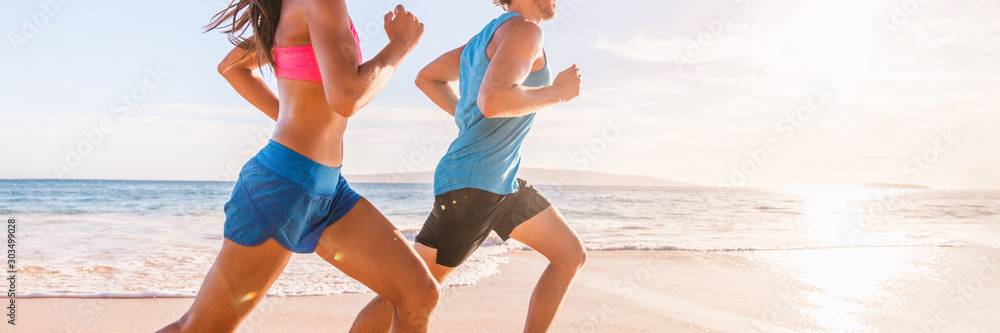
[477,97,499,118]
[477,89,504,118]
[415,68,440,94]
[415,68,429,88]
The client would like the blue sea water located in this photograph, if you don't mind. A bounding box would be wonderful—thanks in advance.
[2,179,998,297]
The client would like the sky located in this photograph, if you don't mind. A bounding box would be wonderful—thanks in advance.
[1,0,998,189]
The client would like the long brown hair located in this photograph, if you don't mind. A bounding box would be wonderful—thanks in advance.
[205,0,283,68]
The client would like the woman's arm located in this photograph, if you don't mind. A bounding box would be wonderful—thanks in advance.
[218,43,280,121]
[308,2,424,118]
[415,45,464,116]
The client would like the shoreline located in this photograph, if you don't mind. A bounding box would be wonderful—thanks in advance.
[13,247,1000,332]
[14,250,706,332]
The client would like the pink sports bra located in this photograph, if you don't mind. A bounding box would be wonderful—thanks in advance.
[274,21,362,83]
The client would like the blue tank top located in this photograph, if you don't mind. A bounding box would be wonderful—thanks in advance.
[433,12,553,195]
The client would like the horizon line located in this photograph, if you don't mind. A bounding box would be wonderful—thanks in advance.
[1,178,991,191]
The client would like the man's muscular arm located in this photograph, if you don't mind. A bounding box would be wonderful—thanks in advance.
[477,19,581,118]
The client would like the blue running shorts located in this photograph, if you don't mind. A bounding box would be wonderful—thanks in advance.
[223,140,362,253]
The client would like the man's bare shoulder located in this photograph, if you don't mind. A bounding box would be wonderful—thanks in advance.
[496,16,543,46]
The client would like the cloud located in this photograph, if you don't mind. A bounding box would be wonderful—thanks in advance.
[592,31,682,63]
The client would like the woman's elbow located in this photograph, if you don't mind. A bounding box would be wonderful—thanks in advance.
[217,62,231,76]
[321,87,355,117]
[218,63,247,80]
[326,94,363,118]
[330,101,361,118]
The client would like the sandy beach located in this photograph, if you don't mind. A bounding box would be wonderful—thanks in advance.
[12,246,1000,332]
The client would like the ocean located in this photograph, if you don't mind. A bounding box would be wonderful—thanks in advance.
[3,179,999,298]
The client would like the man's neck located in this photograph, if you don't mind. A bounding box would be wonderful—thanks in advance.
[507,4,542,24]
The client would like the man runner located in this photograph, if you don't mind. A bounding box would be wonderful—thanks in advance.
[352,0,585,331]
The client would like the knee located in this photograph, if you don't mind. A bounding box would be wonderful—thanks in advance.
[554,247,588,272]
[157,313,189,333]
[165,311,237,333]
[421,278,442,307]
[399,276,440,312]
[573,248,589,271]
[392,276,439,328]
[176,312,194,332]
[418,278,441,307]
[156,322,181,333]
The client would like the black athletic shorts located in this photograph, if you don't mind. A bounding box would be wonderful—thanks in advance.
[415,178,552,267]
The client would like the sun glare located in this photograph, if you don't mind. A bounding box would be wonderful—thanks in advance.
[781,187,879,245]
[795,248,911,332]
[787,187,873,218]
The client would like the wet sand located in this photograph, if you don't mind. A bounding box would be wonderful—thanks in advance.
[13,247,1000,332]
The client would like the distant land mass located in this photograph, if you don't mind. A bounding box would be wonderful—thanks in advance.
[345,168,701,188]
[865,182,931,190]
